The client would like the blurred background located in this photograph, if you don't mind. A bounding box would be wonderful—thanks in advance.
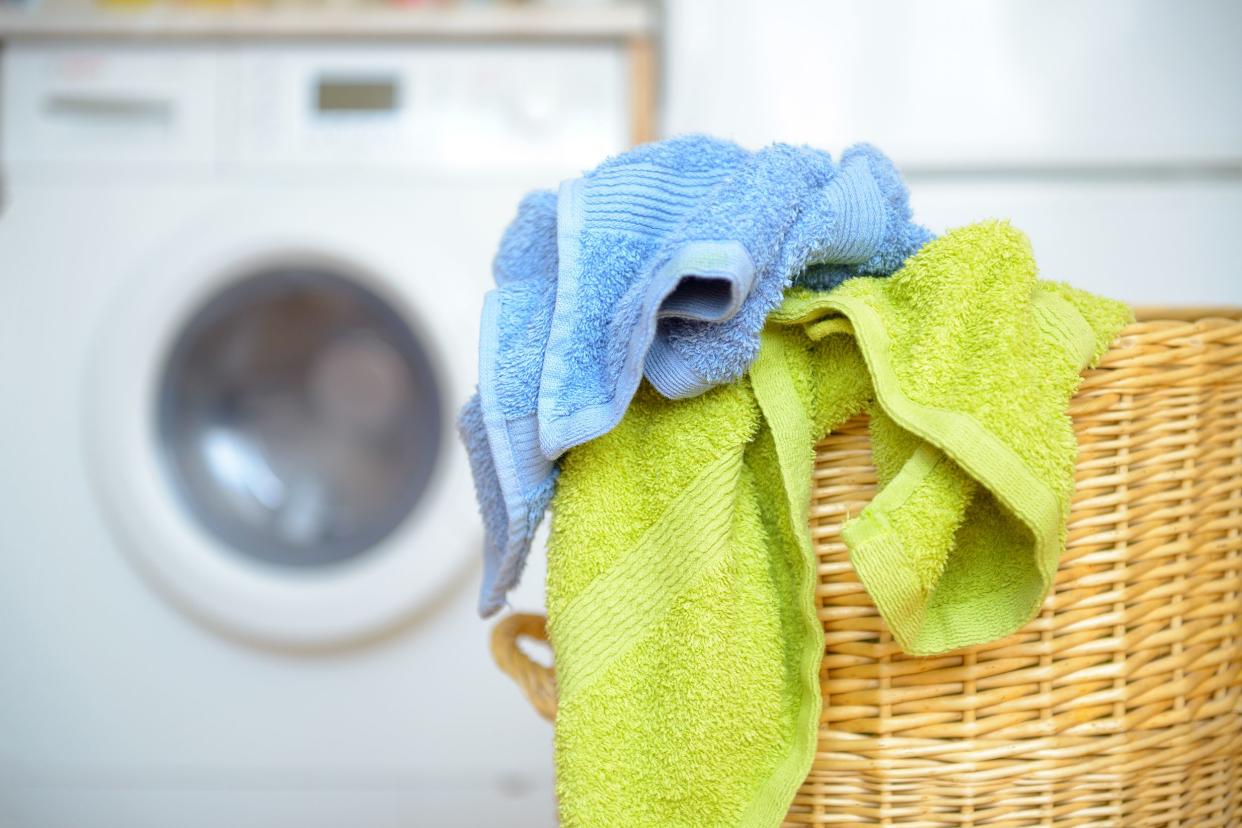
[0,1,1238,826]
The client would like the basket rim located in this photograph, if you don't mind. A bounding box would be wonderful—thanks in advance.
[1134,305,1242,321]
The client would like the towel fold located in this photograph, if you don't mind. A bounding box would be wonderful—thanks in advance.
[465,135,930,615]
[460,191,560,608]
[545,221,1131,826]
[773,221,1133,653]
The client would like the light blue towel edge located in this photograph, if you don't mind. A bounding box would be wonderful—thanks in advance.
[476,289,555,614]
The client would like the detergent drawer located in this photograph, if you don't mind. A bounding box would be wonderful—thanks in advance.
[3,41,219,170]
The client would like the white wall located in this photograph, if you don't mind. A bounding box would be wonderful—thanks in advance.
[663,0,1242,305]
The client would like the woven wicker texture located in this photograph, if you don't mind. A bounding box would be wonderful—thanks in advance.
[491,310,1242,826]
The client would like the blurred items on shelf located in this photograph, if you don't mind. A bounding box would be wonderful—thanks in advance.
[7,0,644,11]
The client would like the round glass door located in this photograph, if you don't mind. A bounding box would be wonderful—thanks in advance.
[157,268,442,568]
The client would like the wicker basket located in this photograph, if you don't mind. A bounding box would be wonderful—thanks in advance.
[491,308,1242,827]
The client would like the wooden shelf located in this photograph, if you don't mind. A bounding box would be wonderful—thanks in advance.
[0,3,656,41]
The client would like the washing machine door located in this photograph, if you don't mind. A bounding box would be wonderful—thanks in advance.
[86,215,481,647]
[158,268,442,571]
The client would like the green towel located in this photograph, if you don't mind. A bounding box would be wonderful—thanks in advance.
[545,221,1132,827]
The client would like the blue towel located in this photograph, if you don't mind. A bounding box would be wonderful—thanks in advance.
[460,191,560,615]
[462,135,931,616]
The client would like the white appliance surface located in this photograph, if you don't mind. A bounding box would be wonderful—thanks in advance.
[663,0,1242,307]
[0,39,624,827]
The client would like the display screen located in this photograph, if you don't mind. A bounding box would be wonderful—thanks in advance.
[315,77,400,114]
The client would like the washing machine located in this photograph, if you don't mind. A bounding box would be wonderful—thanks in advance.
[0,39,627,827]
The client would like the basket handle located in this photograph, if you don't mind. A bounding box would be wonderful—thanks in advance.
[490,612,557,722]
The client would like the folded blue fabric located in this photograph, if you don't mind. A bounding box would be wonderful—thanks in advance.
[463,135,931,616]
[459,190,560,615]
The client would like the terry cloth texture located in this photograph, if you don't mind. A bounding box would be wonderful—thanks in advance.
[466,134,930,616]
[545,221,1131,827]
[460,190,560,611]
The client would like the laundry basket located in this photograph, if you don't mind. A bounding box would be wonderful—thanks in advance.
[491,308,1242,827]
